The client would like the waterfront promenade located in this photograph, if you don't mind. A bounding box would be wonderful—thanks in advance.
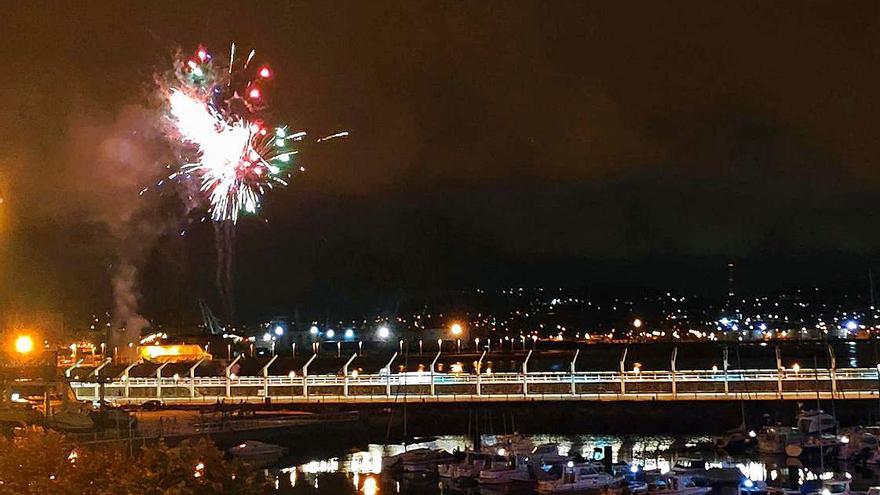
[70,362,880,405]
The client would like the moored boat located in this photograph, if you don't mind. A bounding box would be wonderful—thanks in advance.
[438,451,504,480]
[536,462,618,494]
[228,440,288,468]
[796,410,838,435]
[478,455,533,485]
[382,447,454,474]
[758,427,802,455]
[837,428,880,462]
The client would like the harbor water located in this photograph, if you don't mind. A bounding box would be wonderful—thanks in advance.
[263,433,880,494]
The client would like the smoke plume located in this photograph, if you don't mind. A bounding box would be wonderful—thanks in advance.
[60,103,176,360]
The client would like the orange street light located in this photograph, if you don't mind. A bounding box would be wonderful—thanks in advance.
[14,335,34,355]
[450,323,463,336]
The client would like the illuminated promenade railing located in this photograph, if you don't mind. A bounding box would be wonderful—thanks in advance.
[70,367,880,404]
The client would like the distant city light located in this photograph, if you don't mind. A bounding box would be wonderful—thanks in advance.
[633,318,643,328]
[720,317,730,326]
[845,320,858,331]
[274,326,284,336]
[378,326,390,339]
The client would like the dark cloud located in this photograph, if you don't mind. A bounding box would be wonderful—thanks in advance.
[1,1,880,321]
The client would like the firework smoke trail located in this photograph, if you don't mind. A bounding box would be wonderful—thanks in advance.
[213,220,235,321]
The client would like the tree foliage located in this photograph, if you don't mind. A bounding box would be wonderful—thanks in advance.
[0,429,271,495]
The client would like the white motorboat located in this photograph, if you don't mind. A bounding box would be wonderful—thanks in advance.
[382,447,453,473]
[536,462,618,494]
[439,451,505,479]
[671,459,708,474]
[796,410,838,435]
[228,440,288,468]
[530,443,568,465]
[402,449,454,473]
[382,448,429,470]
[478,466,532,485]
[478,455,533,485]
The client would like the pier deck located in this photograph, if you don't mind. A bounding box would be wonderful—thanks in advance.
[70,367,880,405]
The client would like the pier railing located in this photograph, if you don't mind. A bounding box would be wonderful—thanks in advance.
[70,366,880,405]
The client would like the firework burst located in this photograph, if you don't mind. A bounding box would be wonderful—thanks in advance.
[161,44,320,223]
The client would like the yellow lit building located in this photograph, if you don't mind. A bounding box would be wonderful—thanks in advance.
[138,344,211,363]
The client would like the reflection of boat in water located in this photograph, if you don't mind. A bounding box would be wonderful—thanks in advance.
[536,463,617,494]
[228,440,288,468]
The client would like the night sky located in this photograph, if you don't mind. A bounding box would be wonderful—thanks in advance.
[2,1,880,323]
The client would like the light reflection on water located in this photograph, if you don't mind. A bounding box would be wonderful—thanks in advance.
[271,434,880,494]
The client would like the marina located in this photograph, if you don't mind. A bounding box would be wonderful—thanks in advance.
[267,432,880,494]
